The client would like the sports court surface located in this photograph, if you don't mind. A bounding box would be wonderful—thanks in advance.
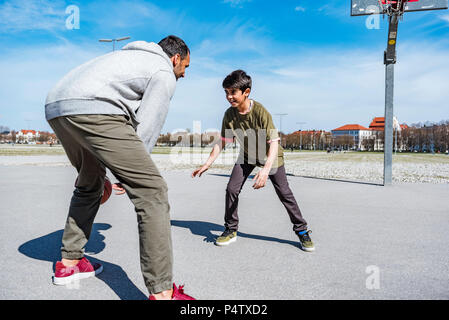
[1,165,448,300]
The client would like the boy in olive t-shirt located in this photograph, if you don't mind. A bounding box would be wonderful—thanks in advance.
[192,70,314,252]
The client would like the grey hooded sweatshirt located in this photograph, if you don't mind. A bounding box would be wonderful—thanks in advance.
[45,41,176,153]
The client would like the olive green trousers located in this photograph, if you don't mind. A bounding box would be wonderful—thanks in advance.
[49,114,172,294]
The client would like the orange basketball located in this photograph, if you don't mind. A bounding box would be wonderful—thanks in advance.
[100,176,112,205]
[74,176,112,205]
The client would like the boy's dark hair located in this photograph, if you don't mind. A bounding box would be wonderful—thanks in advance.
[222,70,252,92]
[158,35,190,60]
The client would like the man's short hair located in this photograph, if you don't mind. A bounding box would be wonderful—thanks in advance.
[222,70,252,92]
[158,35,190,60]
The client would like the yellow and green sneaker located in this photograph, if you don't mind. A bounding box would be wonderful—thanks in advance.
[297,230,315,252]
[215,229,237,246]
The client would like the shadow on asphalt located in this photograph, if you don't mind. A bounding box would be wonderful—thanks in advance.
[18,223,147,300]
[293,175,383,186]
[208,173,382,186]
[171,220,299,248]
[208,173,256,179]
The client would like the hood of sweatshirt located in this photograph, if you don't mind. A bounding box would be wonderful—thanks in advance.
[122,41,173,68]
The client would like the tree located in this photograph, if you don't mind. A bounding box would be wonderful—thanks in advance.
[11,130,17,143]
[0,125,10,134]
[334,135,355,150]
[37,132,51,143]
[361,137,375,151]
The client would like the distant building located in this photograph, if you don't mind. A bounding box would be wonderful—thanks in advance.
[369,117,385,131]
[331,124,373,150]
[17,130,39,143]
[369,116,405,132]
[9,130,57,144]
[368,117,408,151]
[290,130,331,150]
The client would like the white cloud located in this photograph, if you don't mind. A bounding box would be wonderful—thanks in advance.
[295,6,306,12]
[0,0,180,36]
[0,43,104,130]
[81,0,171,30]
[1,39,448,133]
[223,0,252,8]
[169,43,449,134]
[0,0,68,33]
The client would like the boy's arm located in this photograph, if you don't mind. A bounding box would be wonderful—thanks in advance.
[191,140,226,178]
[253,107,280,189]
[253,139,279,189]
[192,114,233,178]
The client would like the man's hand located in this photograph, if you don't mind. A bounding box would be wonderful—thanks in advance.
[253,168,270,189]
[191,164,210,178]
[112,183,126,195]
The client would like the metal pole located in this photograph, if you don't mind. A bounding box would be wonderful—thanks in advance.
[395,128,398,155]
[99,37,131,52]
[383,15,399,186]
[296,122,306,151]
[275,113,288,147]
[384,63,394,185]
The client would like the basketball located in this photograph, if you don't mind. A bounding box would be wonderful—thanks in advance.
[101,176,112,205]
[74,176,113,205]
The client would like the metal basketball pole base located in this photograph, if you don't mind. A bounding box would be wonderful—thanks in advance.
[383,15,399,186]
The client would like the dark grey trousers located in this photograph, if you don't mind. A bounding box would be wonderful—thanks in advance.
[225,164,308,233]
[48,114,172,294]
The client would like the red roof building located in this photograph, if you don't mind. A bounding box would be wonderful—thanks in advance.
[332,124,371,131]
[369,117,385,131]
[20,130,37,135]
[369,117,408,131]
[331,124,373,150]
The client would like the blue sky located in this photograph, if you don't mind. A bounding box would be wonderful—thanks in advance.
[0,0,448,133]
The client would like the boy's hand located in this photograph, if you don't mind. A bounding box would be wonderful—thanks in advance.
[253,168,269,189]
[192,164,210,178]
[112,183,126,195]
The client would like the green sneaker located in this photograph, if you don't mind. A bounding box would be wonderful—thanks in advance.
[297,230,315,252]
[215,229,237,246]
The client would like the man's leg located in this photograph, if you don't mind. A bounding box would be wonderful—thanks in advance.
[224,163,255,231]
[52,114,173,295]
[49,118,106,263]
[268,165,308,233]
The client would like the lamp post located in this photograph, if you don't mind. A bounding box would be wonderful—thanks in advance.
[296,122,306,151]
[99,36,131,51]
[274,113,288,148]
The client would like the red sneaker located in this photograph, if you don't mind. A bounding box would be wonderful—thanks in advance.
[149,283,196,300]
[53,257,103,286]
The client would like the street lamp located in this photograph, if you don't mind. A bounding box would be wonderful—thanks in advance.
[99,36,131,51]
[274,113,288,148]
[296,122,307,151]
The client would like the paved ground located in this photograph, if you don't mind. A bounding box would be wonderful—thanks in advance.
[1,165,448,300]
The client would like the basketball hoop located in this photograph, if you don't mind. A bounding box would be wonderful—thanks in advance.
[378,0,416,16]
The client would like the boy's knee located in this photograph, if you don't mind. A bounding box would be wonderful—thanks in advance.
[226,184,240,196]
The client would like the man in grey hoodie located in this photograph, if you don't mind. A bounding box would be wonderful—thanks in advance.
[45,35,194,300]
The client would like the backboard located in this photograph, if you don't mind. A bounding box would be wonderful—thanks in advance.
[351,0,448,16]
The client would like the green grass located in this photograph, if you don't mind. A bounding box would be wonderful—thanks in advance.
[0,144,66,156]
[2,144,449,165]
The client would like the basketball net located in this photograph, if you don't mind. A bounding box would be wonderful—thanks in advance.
[377,0,408,16]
